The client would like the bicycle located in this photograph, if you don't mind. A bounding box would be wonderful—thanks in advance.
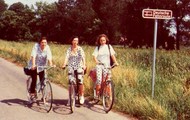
[25,66,55,113]
[62,66,84,113]
[90,62,117,113]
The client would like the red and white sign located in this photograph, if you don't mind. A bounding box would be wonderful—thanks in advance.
[142,9,172,19]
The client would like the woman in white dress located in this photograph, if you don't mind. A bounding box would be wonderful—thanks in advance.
[92,34,118,97]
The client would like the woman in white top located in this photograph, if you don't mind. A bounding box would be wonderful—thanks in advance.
[62,36,86,104]
[28,37,53,98]
[92,34,118,97]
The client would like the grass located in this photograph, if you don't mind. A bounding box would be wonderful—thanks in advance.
[1,39,190,119]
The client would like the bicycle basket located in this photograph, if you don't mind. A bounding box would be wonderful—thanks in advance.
[23,67,32,75]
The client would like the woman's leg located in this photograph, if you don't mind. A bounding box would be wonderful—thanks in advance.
[39,71,45,85]
[77,68,85,104]
[95,65,103,96]
[30,69,37,94]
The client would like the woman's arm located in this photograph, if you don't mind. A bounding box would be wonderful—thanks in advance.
[62,48,69,68]
[31,56,36,70]
[93,56,99,64]
[48,59,53,66]
[62,58,68,68]
[109,45,119,65]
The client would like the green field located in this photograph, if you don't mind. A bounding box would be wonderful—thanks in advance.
[1,39,190,120]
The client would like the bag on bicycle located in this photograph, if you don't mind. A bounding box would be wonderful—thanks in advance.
[23,67,32,75]
[89,68,96,83]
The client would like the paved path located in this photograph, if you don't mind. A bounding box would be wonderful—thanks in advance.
[0,57,134,120]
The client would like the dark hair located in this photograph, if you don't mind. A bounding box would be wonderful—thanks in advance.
[38,37,47,44]
[96,34,109,46]
[69,36,79,44]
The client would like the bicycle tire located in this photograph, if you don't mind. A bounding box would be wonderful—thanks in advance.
[26,77,32,102]
[69,82,76,113]
[42,80,53,113]
[102,80,114,113]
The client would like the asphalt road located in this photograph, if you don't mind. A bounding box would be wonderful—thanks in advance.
[0,57,135,120]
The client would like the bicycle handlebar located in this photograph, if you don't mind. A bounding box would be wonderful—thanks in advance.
[37,65,56,70]
[98,61,118,69]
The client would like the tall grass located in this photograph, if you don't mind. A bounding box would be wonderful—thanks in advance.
[1,39,190,119]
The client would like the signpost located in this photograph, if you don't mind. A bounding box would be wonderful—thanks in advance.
[142,9,172,19]
[142,9,172,98]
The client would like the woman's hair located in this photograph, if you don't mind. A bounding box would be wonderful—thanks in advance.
[96,34,109,46]
[38,37,47,44]
[69,36,79,44]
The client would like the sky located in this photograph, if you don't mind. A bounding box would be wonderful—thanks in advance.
[5,0,58,6]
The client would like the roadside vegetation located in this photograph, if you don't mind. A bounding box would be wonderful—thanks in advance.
[1,39,190,120]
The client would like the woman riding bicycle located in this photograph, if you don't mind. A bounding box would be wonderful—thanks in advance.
[62,36,86,105]
[92,34,118,98]
[28,37,53,100]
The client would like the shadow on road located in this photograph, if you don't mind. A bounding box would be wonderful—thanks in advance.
[83,97,107,114]
[1,98,28,107]
[0,97,107,114]
[52,99,72,115]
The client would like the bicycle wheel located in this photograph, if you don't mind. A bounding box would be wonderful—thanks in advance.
[69,83,76,113]
[26,77,32,103]
[102,80,114,113]
[42,80,53,113]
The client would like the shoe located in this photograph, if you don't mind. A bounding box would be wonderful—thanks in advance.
[94,95,99,100]
[30,94,37,102]
[31,96,37,102]
[66,99,70,106]
[79,96,84,104]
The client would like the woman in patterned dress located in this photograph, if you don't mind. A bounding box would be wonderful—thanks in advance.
[62,36,86,104]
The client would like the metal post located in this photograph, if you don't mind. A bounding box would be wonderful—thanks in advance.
[152,19,158,98]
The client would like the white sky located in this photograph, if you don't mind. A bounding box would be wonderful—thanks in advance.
[5,0,58,6]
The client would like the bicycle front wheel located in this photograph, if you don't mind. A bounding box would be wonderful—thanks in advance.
[102,80,114,113]
[69,83,76,113]
[42,80,53,113]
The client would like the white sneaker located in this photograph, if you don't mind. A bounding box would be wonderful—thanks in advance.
[79,96,85,104]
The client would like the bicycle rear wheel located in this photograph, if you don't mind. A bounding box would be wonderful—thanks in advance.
[102,80,114,113]
[69,83,76,113]
[42,80,53,113]
[26,77,32,103]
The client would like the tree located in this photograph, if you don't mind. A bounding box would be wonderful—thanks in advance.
[92,0,127,44]
[8,2,25,15]
[0,10,21,40]
[0,0,7,15]
[55,0,98,44]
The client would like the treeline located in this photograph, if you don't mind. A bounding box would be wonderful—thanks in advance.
[0,0,189,49]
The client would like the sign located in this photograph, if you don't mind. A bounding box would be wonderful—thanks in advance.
[142,9,172,19]
[142,9,172,98]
